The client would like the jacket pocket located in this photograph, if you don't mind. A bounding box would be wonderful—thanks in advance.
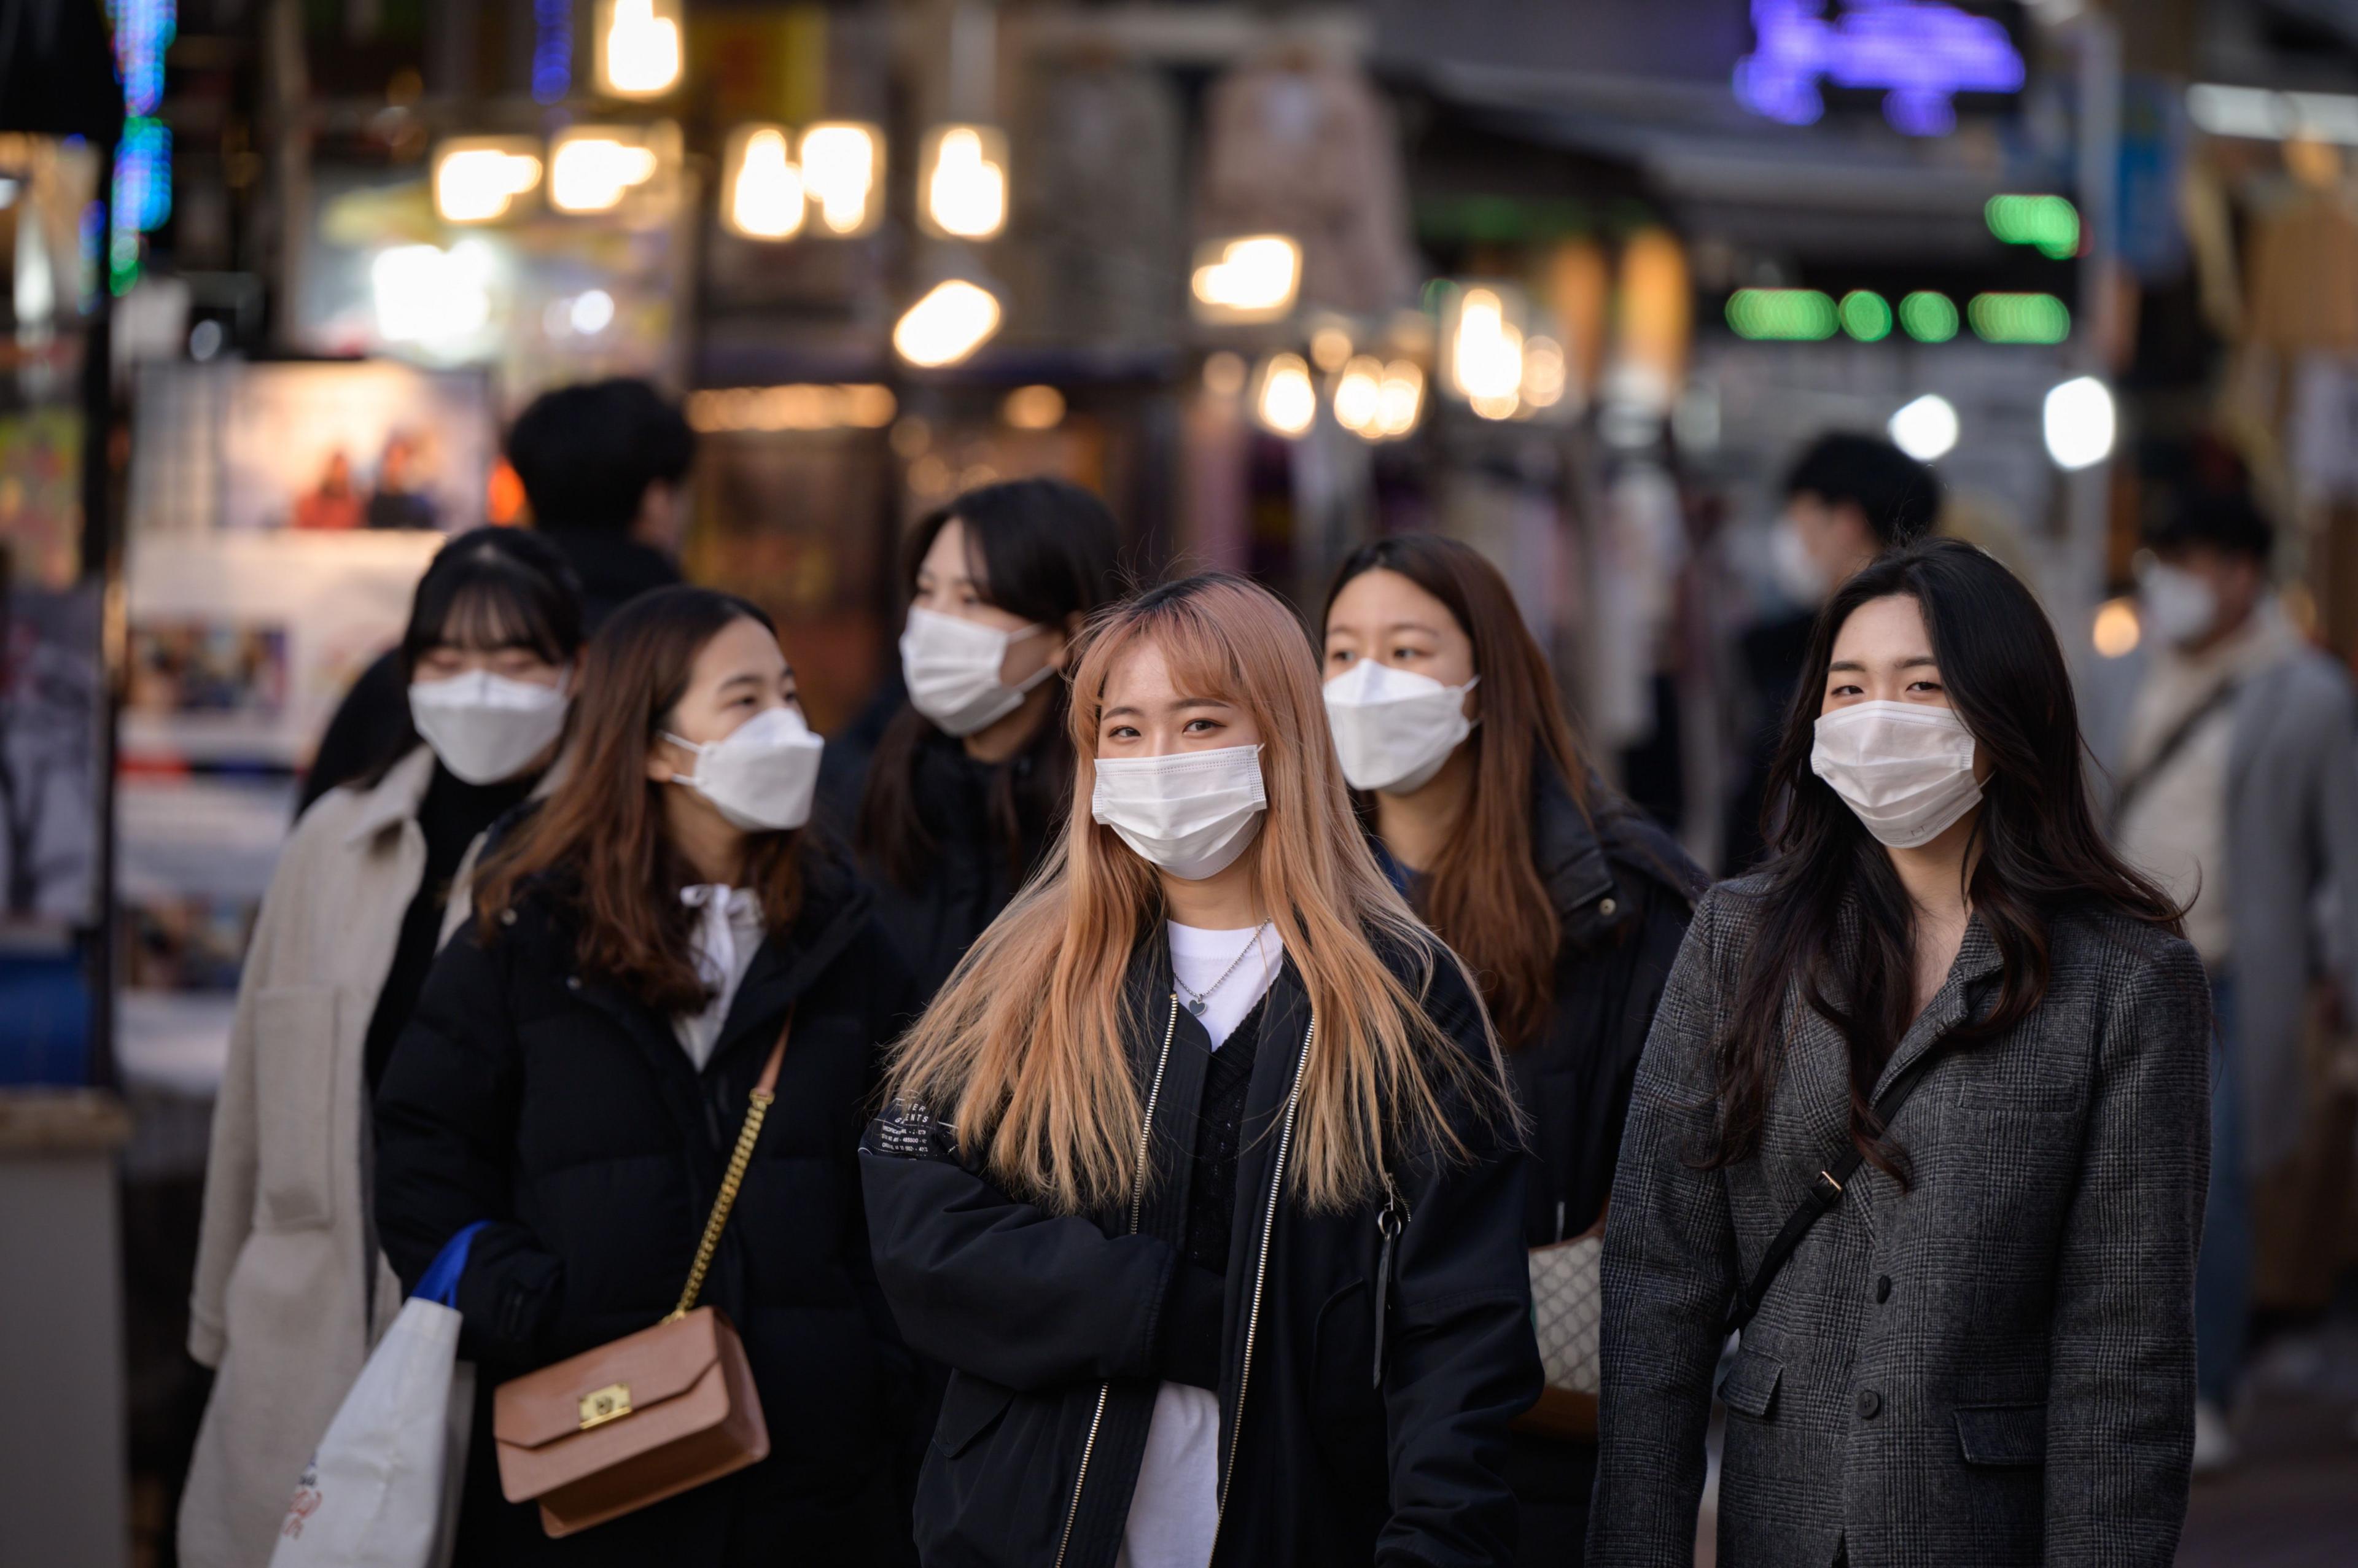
[1717,1344,1782,1421]
[251,987,340,1231]
[1955,1403,2045,1467]
[933,1369,1015,1458]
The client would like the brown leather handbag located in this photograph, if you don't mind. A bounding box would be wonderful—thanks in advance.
[491,1020,790,1537]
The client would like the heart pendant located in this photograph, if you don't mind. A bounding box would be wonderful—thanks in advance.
[1187,998,1207,1016]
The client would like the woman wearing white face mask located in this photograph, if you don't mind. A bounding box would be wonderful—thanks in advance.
[843,479,1123,999]
[1591,541,2208,1567]
[374,587,922,1566]
[1321,535,1705,1566]
[863,573,1539,1568]
[181,527,582,1568]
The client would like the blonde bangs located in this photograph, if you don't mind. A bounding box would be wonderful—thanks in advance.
[885,575,1512,1216]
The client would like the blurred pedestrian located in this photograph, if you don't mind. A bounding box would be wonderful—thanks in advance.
[1724,433,1942,875]
[374,586,919,1565]
[1320,534,1705,1566]
[301,377,695,810]
[844,478,1123,999]
[2106,489,2358,1472]
[863,575,1539,1568]
[181,527,583,1568]
[1593,540,2206,1566]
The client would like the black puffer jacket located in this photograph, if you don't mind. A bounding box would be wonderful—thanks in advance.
[860,726,1058,1001]
[861,936,1541,1568]
[375,857,920,1567]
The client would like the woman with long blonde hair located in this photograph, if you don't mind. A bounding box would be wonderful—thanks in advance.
[862,573,1541,1568]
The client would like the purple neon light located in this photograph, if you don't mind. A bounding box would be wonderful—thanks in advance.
[1736,0,2025,136]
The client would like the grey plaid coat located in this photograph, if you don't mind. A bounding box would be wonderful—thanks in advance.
[1588,880,2209,1568]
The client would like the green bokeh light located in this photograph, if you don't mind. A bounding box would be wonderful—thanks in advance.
[1968,292,2071,344]
[1840,290,1893,341]
[1985,194,2080,260]
[1726,289,1839,341]
[1899,292,1960,343]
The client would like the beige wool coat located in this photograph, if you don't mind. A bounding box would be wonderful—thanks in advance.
[179,747,507,1568]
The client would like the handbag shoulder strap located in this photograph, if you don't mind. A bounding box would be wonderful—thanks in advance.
[2108,675,2241,832]
[1721,1046,1940,1337]
[668,1011,793,1322]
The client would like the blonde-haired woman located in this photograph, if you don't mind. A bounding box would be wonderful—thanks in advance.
[862,573,1541,1568]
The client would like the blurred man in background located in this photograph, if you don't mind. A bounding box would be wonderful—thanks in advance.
[2109,489,2358,1473]
[298,378,694,810]
[1722,433,1943,873]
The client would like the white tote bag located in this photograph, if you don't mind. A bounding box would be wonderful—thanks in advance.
[270,1224,483,1568]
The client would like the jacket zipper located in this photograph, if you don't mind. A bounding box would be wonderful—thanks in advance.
[1210,1011,1317,1548]
[1052,992,1182,1568]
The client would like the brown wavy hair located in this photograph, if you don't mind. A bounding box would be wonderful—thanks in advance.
[474,586,804,1012]
[1322,535,1591,1050]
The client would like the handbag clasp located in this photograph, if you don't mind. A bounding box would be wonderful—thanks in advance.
[578,1383,632,1430]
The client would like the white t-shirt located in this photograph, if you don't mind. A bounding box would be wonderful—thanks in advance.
[673,885,767,1069]
[1118,922,1280,1568]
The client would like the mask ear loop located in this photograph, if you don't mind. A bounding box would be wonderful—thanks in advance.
[658,731,707,790]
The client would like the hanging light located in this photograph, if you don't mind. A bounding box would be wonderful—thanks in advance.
[597,0,683,99]
[1376,361,1425,437]
[1334,355,1386,438]
[548,125,675,215]
[1190,235,1302,324]
[1888,394,1960,461]
[432,138,542,225]
[2042,376,2115,470]
[894,279,1002,368]
[1444,286,1526,421]
[920,124,1010,241]
[801,122,884,236]
[1253,353,1318,438]
[723,124,804,240]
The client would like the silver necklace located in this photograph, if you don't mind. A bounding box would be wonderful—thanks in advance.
[1175,920,1271,1017]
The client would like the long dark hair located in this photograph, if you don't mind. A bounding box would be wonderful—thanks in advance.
[1707,538,2181,1178]
[1323,534,1591,1050]
[360,526,585,785]
[858,479,1122,889]
[475,586,802,1012]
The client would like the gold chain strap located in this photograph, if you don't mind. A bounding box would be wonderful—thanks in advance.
[666,1081,779,1322]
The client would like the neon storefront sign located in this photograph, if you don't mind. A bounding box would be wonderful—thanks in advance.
[1735,0,2026,136]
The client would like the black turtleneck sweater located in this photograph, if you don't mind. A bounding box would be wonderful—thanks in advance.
[361,763,540,1092]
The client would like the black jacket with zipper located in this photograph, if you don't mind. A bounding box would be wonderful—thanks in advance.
[860,934,1541,1568]
[373,853,921,1567]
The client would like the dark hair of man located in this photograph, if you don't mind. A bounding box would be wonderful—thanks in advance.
[2141,487,2275,565]
[359,527,586,787]
[1783,433,1944,549]
[505,378,696,535]
[1323,534,1593,1049]
[857,478,1123,890]
[1704,539,2181,1180]
[475,586,802,1012]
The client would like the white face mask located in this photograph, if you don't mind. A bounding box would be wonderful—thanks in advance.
[1091,743,1267,881]
[408,670,569,785]
[2137,559,2218,648]
[900,606,1055,737]
[1322,660,1477,795]
[1810,700,1983,849]
[1769,515,1831,606]
[663,705,825,832]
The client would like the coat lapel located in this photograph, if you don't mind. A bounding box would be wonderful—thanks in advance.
[1869,915,2004,1101]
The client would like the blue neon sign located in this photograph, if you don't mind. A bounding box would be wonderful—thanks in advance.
[1735,0,2025,136]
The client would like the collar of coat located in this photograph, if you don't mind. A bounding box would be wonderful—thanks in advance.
[1530,764,1707,948]
[1807,895,2009,1108]
[338,743,568,848]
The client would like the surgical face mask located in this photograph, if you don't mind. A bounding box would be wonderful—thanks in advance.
[900,606,1055,737]
[408,670,569,785]
[1323,660,1478,795]
[663,705,825,832]
[1091,743,1267,881]
[2137,560,2218,648]
[1768,515,1831,606]
[1810,701,1983,850]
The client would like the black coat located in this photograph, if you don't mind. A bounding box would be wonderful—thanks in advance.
[860,937,1542,1568]
[374,858,920,1567]
[854,726,1056,1001]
